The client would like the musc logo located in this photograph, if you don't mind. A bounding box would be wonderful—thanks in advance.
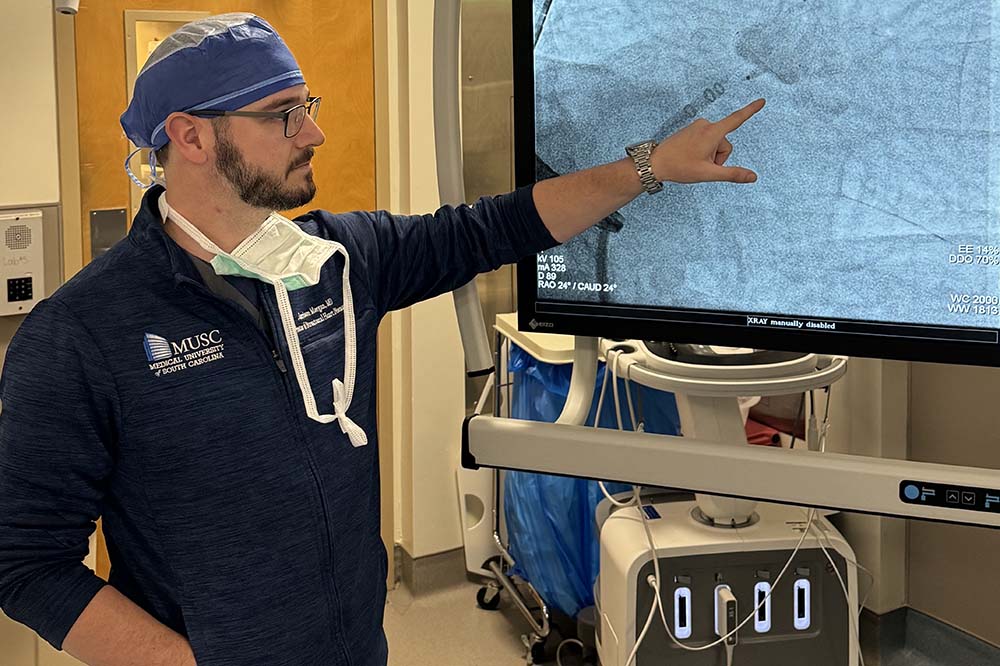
[144,330,223,362]
[143,334,173,362]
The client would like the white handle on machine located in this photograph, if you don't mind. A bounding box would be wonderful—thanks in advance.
[433,0,493,377]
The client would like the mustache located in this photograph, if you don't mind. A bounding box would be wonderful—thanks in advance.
[288,149,315,172]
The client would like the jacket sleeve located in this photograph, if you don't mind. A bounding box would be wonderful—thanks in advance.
[366,184,559,317]
[0,299,115,649]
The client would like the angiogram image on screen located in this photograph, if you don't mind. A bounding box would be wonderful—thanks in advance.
[532,0,1000,330]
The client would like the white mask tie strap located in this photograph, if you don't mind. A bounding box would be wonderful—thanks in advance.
[333,378,368,447]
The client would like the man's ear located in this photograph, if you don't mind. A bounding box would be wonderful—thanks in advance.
[162,112,210,166]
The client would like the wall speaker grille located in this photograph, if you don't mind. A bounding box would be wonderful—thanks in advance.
[5,225,31,250]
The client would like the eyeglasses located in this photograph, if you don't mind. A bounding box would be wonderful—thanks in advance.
[190,96,322,138]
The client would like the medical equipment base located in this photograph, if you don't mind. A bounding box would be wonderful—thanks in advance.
[596,499,858,666]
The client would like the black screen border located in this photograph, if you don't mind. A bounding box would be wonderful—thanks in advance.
[512,1,1000,368]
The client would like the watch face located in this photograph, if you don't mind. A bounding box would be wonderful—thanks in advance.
[626,140,653,155]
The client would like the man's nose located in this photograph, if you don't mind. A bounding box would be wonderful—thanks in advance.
[297,113,326,148]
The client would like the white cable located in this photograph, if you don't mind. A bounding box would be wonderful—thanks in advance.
[626,583,660,666]
[807,383,866,666]
[473,371,495,416]
[809,504,877,666]
[600,481,639,508]
[611,349,640,431]
[623,361,638,430]
[812,520,865,666]
[811,520,876,610]
[555,638,585,666]
[611,350,625,430]
[593,353,611,430]
[598,350,640,509]
[597,356,651,661]
[818,385,833,451]
[814,529,877,654]
[857,564,875,612]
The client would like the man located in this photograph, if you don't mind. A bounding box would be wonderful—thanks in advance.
[0,13,763,666]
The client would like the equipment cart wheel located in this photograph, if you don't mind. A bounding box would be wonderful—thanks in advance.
[477,585,502,611]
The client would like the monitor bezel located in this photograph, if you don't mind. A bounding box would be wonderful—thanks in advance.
[513,1,1000,368]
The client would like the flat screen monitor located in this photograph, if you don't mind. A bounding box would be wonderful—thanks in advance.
[515,0,1000,366]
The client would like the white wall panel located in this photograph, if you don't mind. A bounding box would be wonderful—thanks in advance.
[0,1,60,207]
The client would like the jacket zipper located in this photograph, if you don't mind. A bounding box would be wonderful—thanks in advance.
[256,289,355,666]
[176,275,288,375]
[271,348,287,373]
[179,278,352,665]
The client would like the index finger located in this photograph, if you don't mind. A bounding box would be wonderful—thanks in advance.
[715,98,766,133]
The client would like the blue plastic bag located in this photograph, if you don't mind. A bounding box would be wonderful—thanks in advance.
[503,343,680,617]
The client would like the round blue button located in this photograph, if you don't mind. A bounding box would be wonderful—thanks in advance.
[904,484,920,500]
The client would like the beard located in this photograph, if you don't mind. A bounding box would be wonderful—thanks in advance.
[213,124,316,211]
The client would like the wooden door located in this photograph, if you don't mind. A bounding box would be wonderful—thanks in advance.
[73,0,378,580]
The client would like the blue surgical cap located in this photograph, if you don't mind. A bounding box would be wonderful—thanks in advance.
[120,13,305,150]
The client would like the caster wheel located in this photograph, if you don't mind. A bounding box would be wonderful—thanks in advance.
[476,585,501,611]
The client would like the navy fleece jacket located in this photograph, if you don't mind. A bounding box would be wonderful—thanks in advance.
[0,185,556,665]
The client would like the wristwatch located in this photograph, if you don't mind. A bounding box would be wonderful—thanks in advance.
[625,140,664,195]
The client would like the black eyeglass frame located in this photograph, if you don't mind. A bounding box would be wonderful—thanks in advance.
[189,96,322,138]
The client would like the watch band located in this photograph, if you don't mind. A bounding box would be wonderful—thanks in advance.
[626,140,664,195]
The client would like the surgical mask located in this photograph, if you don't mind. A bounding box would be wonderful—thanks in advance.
[158,194,368,447]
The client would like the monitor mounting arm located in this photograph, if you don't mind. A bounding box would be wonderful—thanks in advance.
[463,337,1000,529]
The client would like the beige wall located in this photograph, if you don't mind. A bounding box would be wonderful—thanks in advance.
[0,1,59,208]
[0,4,87,665]
[1,613,90,666]
[403,0,467,557]
[908,362,1000,647]
[382,0,468,559]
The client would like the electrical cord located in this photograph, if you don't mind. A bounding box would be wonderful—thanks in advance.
[812,522,865,666]
[809,501,876,666]
[808,384,867,666]
[811,519,877,612]
[592,349,613,428]
[473,370,495,416]
[598,349,640,509]
[600,481,639,509]
[555,638,585,666]
[626,581,661,666]
[623,362,638,430]
[611,350,625,430]
[596,343,641,441]
[805,389,818,450]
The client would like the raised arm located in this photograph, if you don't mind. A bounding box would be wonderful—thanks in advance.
[533,99,766,242]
